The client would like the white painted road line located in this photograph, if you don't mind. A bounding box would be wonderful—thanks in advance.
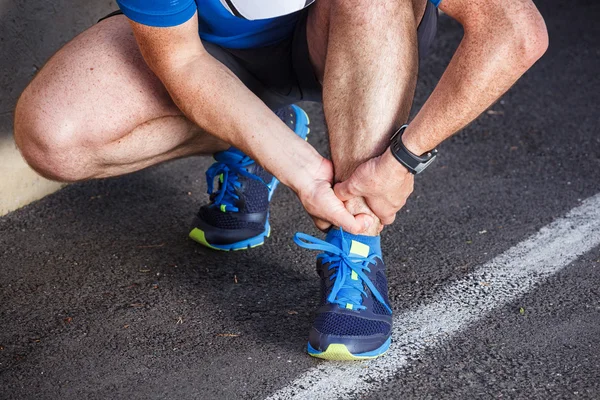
[266,193,600,400]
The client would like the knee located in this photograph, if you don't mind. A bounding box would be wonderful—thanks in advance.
[14,87,94,182]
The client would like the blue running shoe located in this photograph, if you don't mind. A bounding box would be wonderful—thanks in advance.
[294,229,393,360]
[190,105,310,251]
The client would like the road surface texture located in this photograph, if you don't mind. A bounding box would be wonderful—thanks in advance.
[1,0,599,399]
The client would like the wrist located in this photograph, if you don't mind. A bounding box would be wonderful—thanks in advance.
[400,125,430,156]
[382,147,411,175]
[282,141,326,194]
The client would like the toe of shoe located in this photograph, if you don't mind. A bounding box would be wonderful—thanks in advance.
[307,311,392,359]
[190,214,265,246]
[308,328,391,359]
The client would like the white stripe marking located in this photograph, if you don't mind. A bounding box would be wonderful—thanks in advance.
[267,193,600,400]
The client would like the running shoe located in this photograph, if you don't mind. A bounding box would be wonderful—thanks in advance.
[294,228,393,360]
[189,105,310,251]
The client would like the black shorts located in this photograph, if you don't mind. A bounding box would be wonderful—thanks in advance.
[99,4,437,110]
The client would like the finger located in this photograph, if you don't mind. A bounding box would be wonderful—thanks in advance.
[354,213,375,232]
[330,210,364,235]
[333,180,358,203]
[380,213,396,226]
[321,193,368,234]
[312,217,332,232]
[331,209,371,235]
[362,199,391,227]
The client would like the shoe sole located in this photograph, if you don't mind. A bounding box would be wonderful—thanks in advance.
[306,337,392,361]
[190,105,310,251]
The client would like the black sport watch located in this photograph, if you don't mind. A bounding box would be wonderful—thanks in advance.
[390,125,438,174]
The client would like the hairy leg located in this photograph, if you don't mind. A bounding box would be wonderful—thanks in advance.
[14,15,228,182]
[307,0,426,235]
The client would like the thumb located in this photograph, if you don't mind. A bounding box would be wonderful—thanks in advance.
[334,179,358,202]
[322,192,365,234]
[354,213,374,233]
[329,205,365,235]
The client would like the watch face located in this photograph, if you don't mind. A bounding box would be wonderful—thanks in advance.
[220,0,315,20]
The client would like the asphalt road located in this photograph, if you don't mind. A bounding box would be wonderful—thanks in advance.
[1,0,599,399]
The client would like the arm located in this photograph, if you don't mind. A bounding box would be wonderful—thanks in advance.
[335,0,549,224]
[401,0,549,155]
[128,13,369,233]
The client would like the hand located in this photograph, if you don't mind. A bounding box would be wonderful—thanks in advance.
[334,148,414,226]
[295,157,373,234]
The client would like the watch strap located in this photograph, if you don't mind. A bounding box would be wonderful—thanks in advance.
[390,125,438,174]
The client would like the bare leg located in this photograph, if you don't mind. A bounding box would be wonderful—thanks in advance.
[14,15,228,182]
[307,0,426,235]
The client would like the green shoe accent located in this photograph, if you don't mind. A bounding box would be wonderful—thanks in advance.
[308,344,385,361]
[189,220,270,252]
[189,228,222,251]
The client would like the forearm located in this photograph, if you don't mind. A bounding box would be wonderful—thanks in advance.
[163,53,321,191]
[401,3,549,156]
[129,11,321,193]
[159,53,320,192]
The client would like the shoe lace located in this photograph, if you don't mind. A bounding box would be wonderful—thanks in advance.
[205,149,267,213]
[294,230,392,313]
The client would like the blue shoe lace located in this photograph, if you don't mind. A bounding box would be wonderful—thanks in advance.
[205,149,267,213]
[294,230,392,313]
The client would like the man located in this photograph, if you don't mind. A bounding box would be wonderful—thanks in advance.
[13,0,548,360]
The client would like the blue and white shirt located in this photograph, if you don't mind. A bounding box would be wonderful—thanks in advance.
[116,0,440,49]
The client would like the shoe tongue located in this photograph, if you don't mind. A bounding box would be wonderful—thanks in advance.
[324,229,382,309]
[325,228,381,258]
[226,147,246,156]
[214,147,246,162]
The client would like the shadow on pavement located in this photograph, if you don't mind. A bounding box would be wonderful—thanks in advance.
[0,155,319,360]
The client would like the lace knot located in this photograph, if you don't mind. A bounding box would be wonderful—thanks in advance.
[205,149,267,213]
[294,230,391,313]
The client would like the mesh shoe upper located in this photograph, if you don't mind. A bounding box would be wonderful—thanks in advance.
[312,312,390,337]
